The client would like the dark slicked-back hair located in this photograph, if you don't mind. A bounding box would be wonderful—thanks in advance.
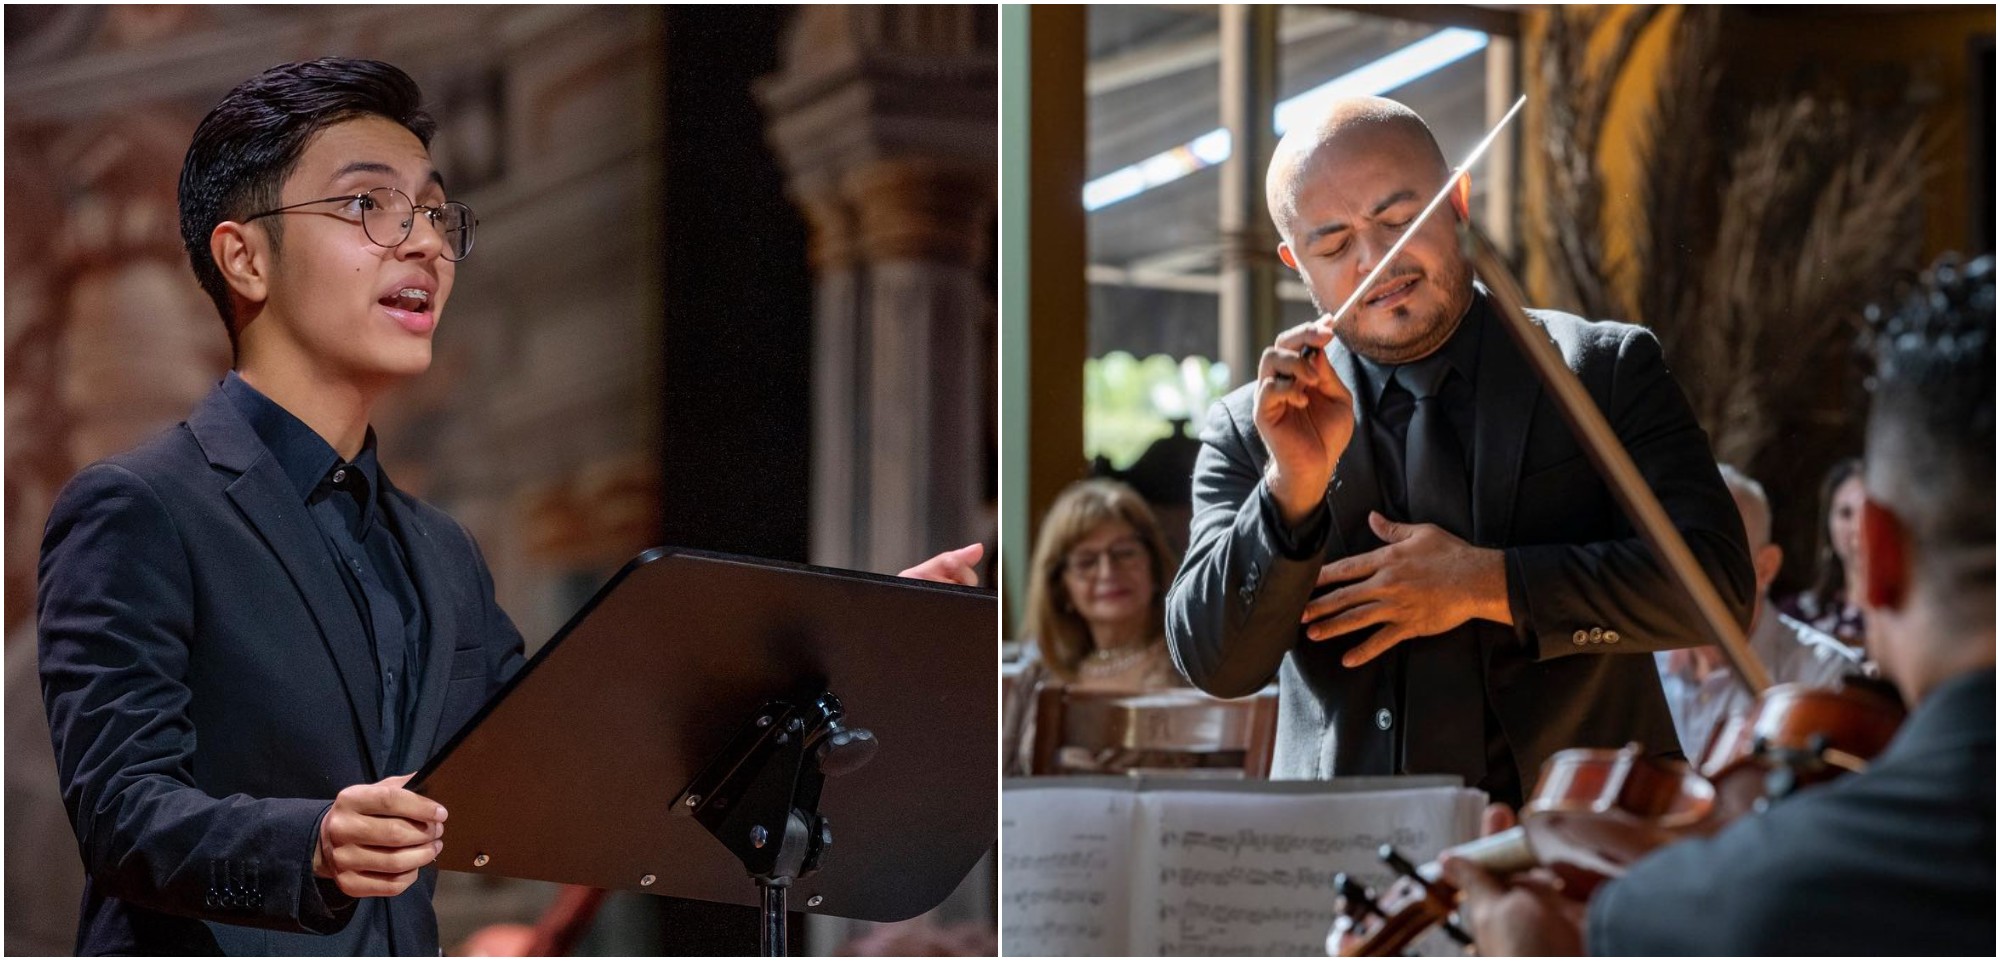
[178,58,435,343]
[1863,254,1995,595]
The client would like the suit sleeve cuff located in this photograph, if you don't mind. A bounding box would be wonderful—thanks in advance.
[1504,548,1538,651]
[297,802,356,932]
[1257,482,1331,561]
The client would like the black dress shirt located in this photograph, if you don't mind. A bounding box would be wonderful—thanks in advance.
[221,372,428,774]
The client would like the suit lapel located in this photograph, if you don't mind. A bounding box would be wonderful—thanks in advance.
[1327,343,1386,558]
[1470,298,1539,546]
[189,388,383,779]
[381,478,459,771]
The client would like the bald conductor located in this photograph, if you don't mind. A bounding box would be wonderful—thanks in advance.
[1163,96,1753,806]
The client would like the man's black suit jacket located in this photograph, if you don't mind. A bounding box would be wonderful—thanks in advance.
[1165,296,1753,798]
[38,384,526,955]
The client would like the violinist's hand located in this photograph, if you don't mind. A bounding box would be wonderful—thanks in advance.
[1254,318,1354,526]
[1439,854,1586,957]
[1301,512,1511,666]
[898,543,984,586]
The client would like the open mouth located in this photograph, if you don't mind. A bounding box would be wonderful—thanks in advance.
[1364,274,1420,308]
[379,287,432,314]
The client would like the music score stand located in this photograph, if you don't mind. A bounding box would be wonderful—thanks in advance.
[409,547,996,956]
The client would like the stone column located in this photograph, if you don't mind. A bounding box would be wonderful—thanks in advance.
[759,5,997,576]
[756,8,998,952]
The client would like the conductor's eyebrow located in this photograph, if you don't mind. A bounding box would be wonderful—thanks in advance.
[1370,189,1418,217]
[1302,188,1421,244]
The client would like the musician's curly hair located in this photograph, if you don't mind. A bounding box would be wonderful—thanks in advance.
[1861,254,1994,589]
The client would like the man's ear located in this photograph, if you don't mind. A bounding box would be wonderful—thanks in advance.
[1277,241,1299,272]
[1753,543,1784,595]
[209,221,270,313]
[1447,170,1473,222]
[1858,497,1908,611]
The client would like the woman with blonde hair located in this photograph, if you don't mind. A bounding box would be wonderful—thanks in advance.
[1023,478,1181,689]
[1003,480,1186,775]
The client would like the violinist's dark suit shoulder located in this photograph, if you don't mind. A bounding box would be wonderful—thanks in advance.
[1587,668,1996,956]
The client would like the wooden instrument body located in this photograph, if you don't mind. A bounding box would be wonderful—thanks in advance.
[1698,678,1906,823]
[1333,745,1709,956]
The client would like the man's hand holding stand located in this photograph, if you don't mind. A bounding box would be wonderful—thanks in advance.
[314,773,448,899]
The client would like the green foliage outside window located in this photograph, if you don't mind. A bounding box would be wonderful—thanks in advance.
[1083,352,1233,470]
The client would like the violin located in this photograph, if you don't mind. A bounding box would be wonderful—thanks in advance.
[1330,743,1714,957]
[1330,678,1906,957]
[1698,675,1905,822]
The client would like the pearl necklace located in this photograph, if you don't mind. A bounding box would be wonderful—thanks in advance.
[1080,639,1160,678]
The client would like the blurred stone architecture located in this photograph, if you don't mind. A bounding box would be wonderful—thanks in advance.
[4,4,993,955]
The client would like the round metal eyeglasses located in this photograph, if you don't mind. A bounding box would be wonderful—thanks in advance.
[242,186,477,261]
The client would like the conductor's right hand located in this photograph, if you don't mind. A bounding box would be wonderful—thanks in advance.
[313,773,448,898]
[1254,317,1354,526]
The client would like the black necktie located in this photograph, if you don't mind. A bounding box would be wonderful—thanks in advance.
[1392,356,1486,786]
[1396,358,1471,538]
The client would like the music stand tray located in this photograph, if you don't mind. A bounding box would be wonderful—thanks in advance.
[409,547,996,931]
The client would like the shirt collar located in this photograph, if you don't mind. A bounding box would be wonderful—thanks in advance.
[1352,287,1488,405]
[344,438,386,533]
[219,371,382,515]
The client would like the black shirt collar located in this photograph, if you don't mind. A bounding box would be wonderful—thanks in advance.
[1352,287,1487,405]
[219,371,383,519]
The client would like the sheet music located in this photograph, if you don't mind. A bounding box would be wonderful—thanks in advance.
[1136,787,1482,956]
[1001,785,1136,956]
[1002,778,1482,957]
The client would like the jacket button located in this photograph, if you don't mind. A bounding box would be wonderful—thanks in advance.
[1605,630,1620,643]
[1375,708,1393,731]
[1572,630,1588,646]
[1589,627,1604,642]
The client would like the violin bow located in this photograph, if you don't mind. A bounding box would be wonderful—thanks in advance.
[1462,223,1771,694]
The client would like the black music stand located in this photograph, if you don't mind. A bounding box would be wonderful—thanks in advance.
[408,547,996,956]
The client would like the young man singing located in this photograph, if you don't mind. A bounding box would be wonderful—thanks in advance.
[38,58,981,956]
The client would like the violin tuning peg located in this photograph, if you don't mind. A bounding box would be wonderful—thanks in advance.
[1378,845,1421,881]
[1443,912,1474,946]
[1334,873,1381,919]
